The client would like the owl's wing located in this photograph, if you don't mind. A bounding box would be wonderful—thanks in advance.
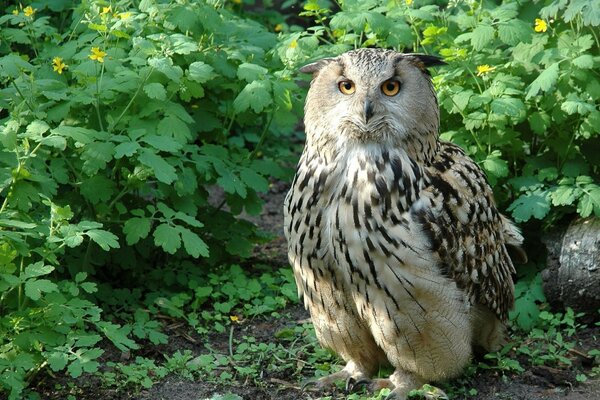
[419,142,525,321]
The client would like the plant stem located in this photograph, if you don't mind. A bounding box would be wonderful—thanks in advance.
[248,111,275,160]
[11,81,35,113]
[228,324,235,359]
[95,63,106,132]
[110,67,155,131]
[18,257,24,311]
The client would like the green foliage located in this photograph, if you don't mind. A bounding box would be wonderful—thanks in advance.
[0,1,299,397]
[516,308,584,367]
[150,263,298,335]
[509,262,547,330]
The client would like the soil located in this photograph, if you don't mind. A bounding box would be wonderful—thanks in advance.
[20,182,600,400]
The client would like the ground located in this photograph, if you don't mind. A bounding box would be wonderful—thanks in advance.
[16,182,600,400]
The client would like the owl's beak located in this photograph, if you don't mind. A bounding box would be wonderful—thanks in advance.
[364,99,374,123]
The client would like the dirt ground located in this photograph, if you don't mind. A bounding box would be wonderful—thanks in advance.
[21,181,600,400]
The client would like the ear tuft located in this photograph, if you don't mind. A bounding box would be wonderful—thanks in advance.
[298,58,336,75]
[410,54,447,68]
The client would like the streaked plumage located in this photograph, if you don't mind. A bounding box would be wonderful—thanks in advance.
[284,48,525,399]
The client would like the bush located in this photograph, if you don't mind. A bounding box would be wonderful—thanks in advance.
[0,1,300,397]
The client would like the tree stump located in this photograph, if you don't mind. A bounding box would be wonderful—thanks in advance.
[542,217,600,317]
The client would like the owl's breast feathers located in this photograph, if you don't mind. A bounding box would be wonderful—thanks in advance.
[285,140,522,322]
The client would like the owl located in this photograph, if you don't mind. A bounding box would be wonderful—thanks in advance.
[283,48,526,399]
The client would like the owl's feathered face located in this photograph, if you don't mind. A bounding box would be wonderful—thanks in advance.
[301,48,445,159]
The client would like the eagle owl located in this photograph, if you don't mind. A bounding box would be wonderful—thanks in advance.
[283,48,526,399]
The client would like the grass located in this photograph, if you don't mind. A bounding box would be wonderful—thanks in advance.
[19,264,600,400]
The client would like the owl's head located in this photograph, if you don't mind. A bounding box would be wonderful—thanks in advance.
[300,48,445,159]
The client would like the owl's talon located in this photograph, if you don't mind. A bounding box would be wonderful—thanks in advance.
[300,378,328,392]
[345,376,357,392]
[346,377,372,393]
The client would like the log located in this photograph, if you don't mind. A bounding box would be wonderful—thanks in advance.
[542,217,600,317]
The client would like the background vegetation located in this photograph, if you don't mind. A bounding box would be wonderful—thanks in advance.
[0,0,598,399]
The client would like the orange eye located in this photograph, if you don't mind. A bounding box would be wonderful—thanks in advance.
[338,80,355,95]
[381,79,401,96]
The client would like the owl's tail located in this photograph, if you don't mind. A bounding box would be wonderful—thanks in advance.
[501,214,528,264]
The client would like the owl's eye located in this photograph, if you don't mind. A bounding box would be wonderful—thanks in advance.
[381,79,401,96]
[338,80,355,95]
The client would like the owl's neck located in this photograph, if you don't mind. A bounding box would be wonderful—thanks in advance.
[305,126,440,167]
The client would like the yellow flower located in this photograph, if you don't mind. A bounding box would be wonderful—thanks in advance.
[52,57,68,74]
[534,18,548,33]
[476,64,496,77]
[118,12,132,19]
[89,47,107,63]
[232,0,242,4]
[23,6,36,17]
[289,39,298,49]
[274,23,283,32]
[12,8,19,15]
[230,315,240,323]
[406,0,414,5]
[101,6,112,15]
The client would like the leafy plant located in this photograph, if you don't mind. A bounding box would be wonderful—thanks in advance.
[0,0,300,397]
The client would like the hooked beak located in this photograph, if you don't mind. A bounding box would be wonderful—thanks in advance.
[364,99,374,123]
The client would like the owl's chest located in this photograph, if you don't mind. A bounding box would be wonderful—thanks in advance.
[312,150,430,273]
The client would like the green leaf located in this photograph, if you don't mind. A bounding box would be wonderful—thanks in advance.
[24,279,59,301]
[154,223,181,254]
[81,142,115,175]
[178,227,209,258]
[529,112,550,134]
[551,185,577,206]
[141,134,183,152]
[509,190,551,222]
[75,272,87,283]
[188,61,215,83]
[233,80,272,113]
[96,322,139,351]
[0,219,37,229]
[143,83,167,100]
[23,262,54,279]
[471,25,495,51]
[52,126,108,145]
[482,151,509,179]
[114,141,140,158]
[47,352,69,371]
[157,114,192,142]
[138,149,177,184]
[86,229,120,251]
[561,94,596,115]
[149,57,183,82]
[572,54,594,69]
[239,168,269,192]
[526,63,559,99]
[490,97,524,117]
[26,120,50,136]
[498,19,532,45]
[123,217,152,245]
[237,63,268,83]
[577,185,600,217]
[80,175,116,204]
[450,89,473,112]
